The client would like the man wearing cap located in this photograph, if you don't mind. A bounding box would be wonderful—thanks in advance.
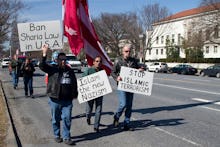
[39,44,78,145]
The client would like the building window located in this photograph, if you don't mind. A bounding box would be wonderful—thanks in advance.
[149,49,151,55]
[156,36,159,44]
[156,49,158,55]
[214,46,217,53]
[214,25,219,38]
[178,34,181,45]
[166,35,170,44]
[161,36,164,44]
[172,34,175,43]
[206,30,210,40]
[206,46,209,54]
[161,49,163,55]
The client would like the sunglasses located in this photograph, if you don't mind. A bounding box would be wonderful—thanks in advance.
[58,58,67,61]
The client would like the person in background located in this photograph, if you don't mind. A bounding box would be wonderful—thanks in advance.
[9,54,21,89]
[82,56,103,133]
[20,58,35,98]
[39,44,78,146]
[111,44,144,131]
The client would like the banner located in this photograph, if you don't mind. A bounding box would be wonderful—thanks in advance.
[77,70,112,103]
[118,66,154,96]
[17,20,62,52]
[63,0,113,75]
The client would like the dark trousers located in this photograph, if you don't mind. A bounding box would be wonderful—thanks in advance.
[23,76,33,96]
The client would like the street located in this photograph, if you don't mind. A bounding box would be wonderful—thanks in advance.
[1,67,220,147]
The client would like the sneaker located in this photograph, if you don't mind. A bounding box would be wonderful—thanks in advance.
[54,137,63,143]
[30,95,34,98]
[94,127,100,133]
[86,118,91,125]
[113,115,119,127]
[25,95,28,98]
[123,125,134,131]
[14,86,16,89]
[64,139,75,145]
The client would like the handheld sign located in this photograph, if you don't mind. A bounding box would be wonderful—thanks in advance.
[77,70,112,104]
[118,66,154,96]
[17,20,62,52]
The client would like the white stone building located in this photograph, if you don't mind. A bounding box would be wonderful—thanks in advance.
[145,3,220,61]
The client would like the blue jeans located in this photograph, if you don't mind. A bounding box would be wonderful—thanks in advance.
[11,71,19,87]
[48,98,73,140]
[86,97,103,129]
[115,90,134,125]
[23,76,33,96]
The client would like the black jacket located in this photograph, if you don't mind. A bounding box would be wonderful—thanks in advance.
[39,56,78,100]
[111,56,139,81]
[20,62,35,77]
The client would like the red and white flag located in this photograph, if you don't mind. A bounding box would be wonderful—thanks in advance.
[63,0,113,75]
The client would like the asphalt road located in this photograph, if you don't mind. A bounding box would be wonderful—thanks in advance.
[1,67,220,147]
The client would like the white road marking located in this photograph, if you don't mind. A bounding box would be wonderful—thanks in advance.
[155,127,201,146]
[192,98,211,103]
[131,117,201,146]
[154,83,220,96]
[200,106,220,112]
[192,98,220,105]
[192,98,220,112]
[182,78,210,82]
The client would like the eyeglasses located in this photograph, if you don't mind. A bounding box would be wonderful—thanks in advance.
[58,58,67,61]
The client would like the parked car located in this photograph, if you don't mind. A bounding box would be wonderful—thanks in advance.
[66,54,82,73]
[200,65,220,78]
[148,62,168,73]
[1,58,10,68]
[138,62,148,71]
[169,64,198,75]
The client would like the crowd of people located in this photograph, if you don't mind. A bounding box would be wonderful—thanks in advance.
[8,43,145,146]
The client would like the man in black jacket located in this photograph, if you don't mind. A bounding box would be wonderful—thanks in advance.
[111,44,144,131]
[39,44,78,145]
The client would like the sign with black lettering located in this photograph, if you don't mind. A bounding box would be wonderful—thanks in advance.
[77,70,112,104]
[17,20,62,52]
[118,66,154,96]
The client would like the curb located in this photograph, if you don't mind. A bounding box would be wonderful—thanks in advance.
[0,81,18,147]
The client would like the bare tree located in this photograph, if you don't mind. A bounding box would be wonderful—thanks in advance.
[0,0,25,53]
[138,3,171,61]
[197,0,220,44]
[92,12,142,58]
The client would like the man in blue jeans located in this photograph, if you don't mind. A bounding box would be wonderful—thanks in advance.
[111,44,144,131]
[39,44,78,145]
[9,54,21,89]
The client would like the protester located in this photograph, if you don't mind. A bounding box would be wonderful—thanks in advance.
[111,44,144,131]
[39,44,78,145]
[9,54,21,89]
[20,58,35,98]
[82,56,103,133]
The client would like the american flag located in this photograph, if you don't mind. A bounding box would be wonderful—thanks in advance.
[62,0,113,75]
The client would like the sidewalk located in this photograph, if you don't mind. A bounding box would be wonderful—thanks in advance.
[0,81,17,147]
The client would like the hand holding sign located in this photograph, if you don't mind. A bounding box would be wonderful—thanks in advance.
[118,66,154,96]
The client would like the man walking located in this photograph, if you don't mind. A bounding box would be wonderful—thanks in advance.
[111,44,144,131]
[39,44,78,145]
[9,54,21,89]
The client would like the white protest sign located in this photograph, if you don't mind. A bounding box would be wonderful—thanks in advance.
[17,20,63,52]
[77,70,112,104]
[118,66,154,96]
